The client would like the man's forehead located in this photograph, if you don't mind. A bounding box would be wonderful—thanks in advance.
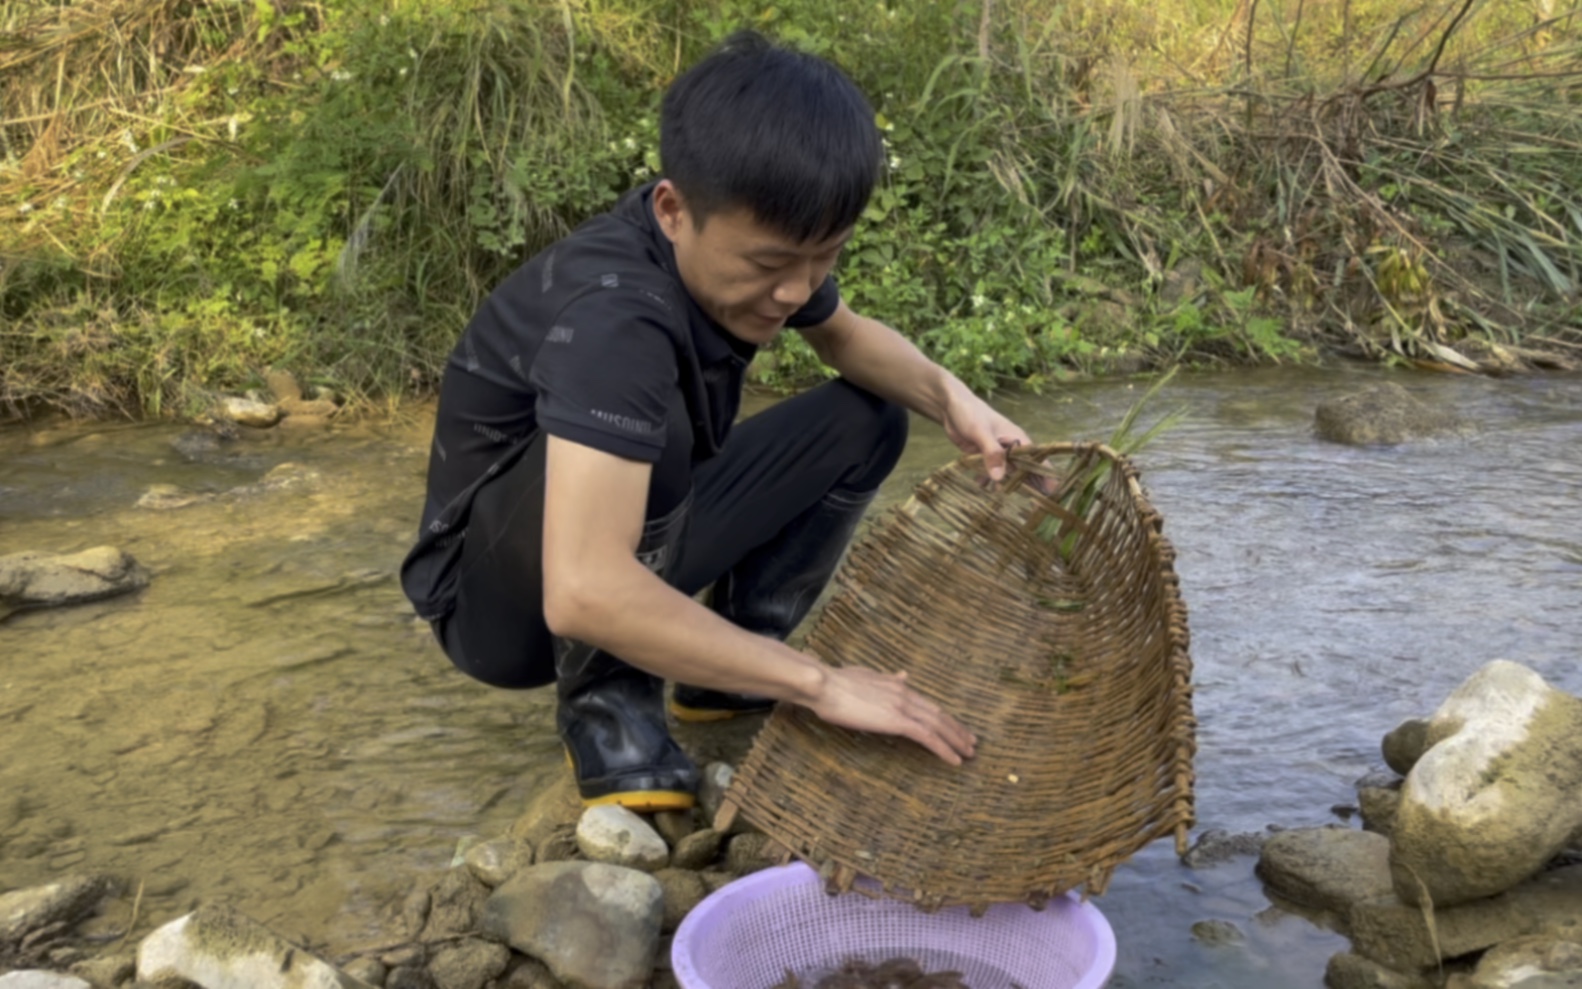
[721,210,853,255]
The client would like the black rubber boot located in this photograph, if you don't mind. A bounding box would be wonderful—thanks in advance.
[556,497,699,811]
[671,486,878,722]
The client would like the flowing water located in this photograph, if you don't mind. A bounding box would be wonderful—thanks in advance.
[2,367,1580,985]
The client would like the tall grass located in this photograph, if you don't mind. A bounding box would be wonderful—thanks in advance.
[2,0,1578,419]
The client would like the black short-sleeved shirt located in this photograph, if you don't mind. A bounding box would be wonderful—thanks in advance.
[400,181,841,621]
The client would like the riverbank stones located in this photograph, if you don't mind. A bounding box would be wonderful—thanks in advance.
[1314,382,1459,446]
[0,549,148,614]
[220,396,281,428]
[1467,935,1582,988]
[1391,660,1582,907]
[575,806,669,872]
[480,862,663,989]
[136,905,376,988]
[0,876,115,950]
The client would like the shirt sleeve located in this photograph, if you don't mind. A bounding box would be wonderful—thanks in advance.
[529,291,680,463]
[785,274,841,328]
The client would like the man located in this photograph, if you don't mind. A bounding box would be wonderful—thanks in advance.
[401,31,1037,813]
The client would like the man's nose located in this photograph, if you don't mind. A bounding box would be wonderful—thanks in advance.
[771,263,816,309]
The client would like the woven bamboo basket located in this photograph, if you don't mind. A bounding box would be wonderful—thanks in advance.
[715,442,1195,912]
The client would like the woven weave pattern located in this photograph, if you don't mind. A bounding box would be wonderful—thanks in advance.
[718,443,1195,910]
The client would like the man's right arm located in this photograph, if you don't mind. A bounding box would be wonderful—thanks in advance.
[540,435,977,766]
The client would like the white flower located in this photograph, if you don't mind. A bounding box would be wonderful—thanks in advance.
[53,197,67,209]
[228,199,240,211]
[623,136,637,151]
[971,293,987,310]
[96,150,107,159]
[888,154,901,170]
[980,353,994,363]
[18,203,32,215]
[398,67,408,77]
[379,13,388,25]
[633,166,652,179]
[331,69,352,82]
[120,130,139,153]
[143,199,157,211]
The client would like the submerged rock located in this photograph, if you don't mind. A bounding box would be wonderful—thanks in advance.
[0,876,116,949]
[136,905,376,988]
[417,869,490,941]
[0,548,148,615]
[1257,827,1395,914]
[1180,829,1269,869]
[480,861,662,989]
[1391,660,1582,907]
[1314,382,1460,446]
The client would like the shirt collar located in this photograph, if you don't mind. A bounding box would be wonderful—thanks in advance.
[620,181,756,368]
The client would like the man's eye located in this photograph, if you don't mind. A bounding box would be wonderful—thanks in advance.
[750,258,783,273]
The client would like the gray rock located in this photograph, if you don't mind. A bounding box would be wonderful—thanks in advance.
[380,945,424,969]
[698,763,735,832]
[1189,919,1244,944]
[1314,382,1459,446]
[341,958,386,987]
[0,875,116,948]
[135,485,212,511]
[425,937,509,989]
[1392,661,1582,907]
[652,869,708,933]
[650,810,695,850]
[1180,829,1268,869]
[725,833,775,876]
[575,806,668,872]
[0,548,148,614]
[219,396,280,428]
[1348,864,1582,971]
[0,974,93,988]
[669,829,724,872]
[491,956,562,989]
[385,967,434,989]
[135,905,377,988]
[69,952,136,988]
[698,871,734,894]
[399,889,430,940]
[1356,771,1404,838]
[463,838,529,889]
[418,869,490,940]
[1382,719,1431,776]
[480,862,662,989]
[1324,952,1435,989]
[1470,936,1582,989]
[1257,827,1396,914]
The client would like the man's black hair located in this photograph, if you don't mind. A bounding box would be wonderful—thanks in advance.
[660,30,882,243]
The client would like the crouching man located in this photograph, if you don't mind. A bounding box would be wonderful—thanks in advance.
[402,31,1037,812]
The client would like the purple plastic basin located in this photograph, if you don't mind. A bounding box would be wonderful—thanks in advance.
[672,863,1116,989]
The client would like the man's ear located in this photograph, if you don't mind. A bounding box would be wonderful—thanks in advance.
[651,180,688,243]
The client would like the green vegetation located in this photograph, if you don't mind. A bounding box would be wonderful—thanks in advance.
[2,0,1579,418]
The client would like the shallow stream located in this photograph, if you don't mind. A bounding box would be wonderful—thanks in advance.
[2,366,1580,986]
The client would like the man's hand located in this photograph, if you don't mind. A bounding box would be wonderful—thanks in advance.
[803,665,978,765]
[941,380,1034,484]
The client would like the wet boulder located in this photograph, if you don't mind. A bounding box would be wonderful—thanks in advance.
[0,875,116,949]
[1314,382,1459,446]
[418,868,491,940]
[1256,827,1395,914]
[1180,829,1268,869]
[669,828,724,871]
[480,861,663,989]
[463,837,530,888]
[1323,953,1434,989]
[1468,935,1582,988]
[0,548,148,615]
[1391,660,1582,907]
[136,905,376,988]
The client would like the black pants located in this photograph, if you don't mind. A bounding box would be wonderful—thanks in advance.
[434,379,908,688]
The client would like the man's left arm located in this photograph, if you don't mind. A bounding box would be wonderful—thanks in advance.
[800,300,1034,481]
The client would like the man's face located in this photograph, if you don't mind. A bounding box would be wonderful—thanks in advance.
[653,180,852,346]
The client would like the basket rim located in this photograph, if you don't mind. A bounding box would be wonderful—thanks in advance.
[670,862,1119,989]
